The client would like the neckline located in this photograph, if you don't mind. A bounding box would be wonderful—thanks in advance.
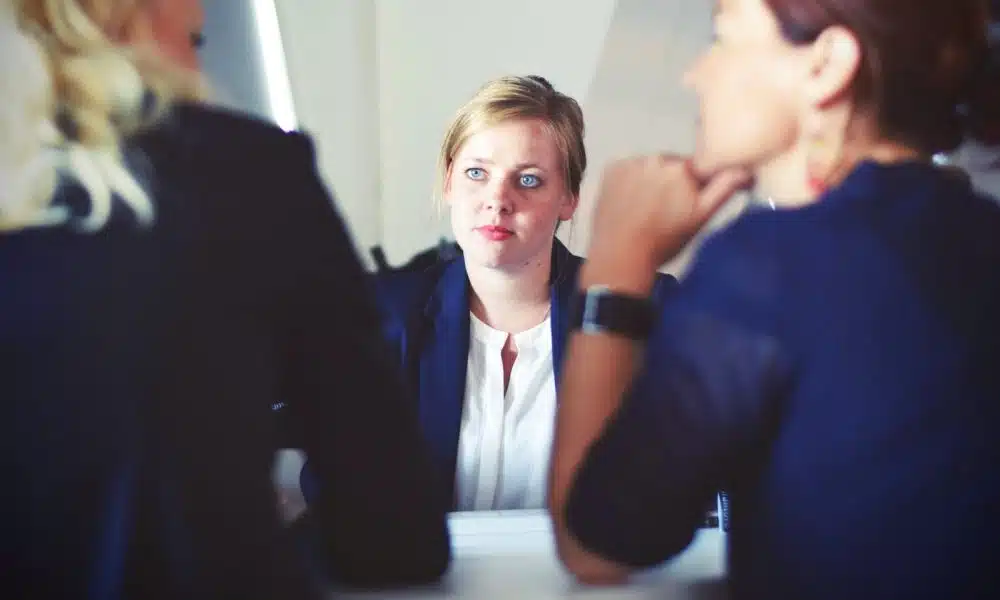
[469,311,552,348]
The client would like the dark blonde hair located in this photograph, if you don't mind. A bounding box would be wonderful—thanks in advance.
[436,75,586,203]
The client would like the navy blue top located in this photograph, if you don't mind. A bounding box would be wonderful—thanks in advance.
[565,161,1000,599]
[374,240,678,507]
[1,105,450,600]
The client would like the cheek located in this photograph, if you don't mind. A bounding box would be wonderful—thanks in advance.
[448,197,467,225]
[448,193,479,236]
[521,193,568,232]
[149,17,199,70]
[698,57,799,167]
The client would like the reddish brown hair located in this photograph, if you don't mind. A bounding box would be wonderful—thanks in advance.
[764,0,998,152]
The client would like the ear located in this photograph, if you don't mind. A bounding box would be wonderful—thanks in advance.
[558,192,579,221]
[804,26,862,109]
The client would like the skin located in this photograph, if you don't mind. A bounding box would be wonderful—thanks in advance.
[124,0,205,71]
[549,0,922,585]
[446,118,577,389]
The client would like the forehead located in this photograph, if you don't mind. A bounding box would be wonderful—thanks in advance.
[454,118,562,169]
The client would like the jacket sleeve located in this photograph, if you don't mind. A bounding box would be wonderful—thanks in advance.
[270,132,451,587]
[564,217,792,568]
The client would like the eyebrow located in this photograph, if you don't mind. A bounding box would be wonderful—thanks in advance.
[466,157,549,171]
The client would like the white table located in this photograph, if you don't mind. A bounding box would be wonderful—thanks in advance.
[332,510,728,599]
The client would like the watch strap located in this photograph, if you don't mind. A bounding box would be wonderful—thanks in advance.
[569,285,655,340]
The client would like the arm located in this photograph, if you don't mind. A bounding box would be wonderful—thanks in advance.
[550,220,789,583]
[273,134,450,587]
[548,254,658,584]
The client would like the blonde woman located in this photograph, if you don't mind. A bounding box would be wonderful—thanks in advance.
[321,76,678,512]
[1,1,448,597]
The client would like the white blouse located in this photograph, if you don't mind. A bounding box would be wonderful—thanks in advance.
[454,312,557,511]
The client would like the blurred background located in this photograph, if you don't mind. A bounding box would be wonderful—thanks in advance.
[202,0,1000,276]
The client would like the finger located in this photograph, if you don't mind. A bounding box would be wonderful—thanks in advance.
[682,158,712,188]
[657,152,687,165]
[697,168,753,216]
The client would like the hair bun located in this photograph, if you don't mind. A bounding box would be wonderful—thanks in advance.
[526,75,555,91]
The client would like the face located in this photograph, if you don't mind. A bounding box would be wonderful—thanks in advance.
[446,118,577,272]
[136,0,205,70]
[683,0,805,176]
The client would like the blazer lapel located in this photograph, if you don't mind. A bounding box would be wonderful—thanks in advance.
[418,259,471,506]
[549,240,582,389]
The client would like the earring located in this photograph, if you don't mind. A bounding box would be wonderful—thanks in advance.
[805,135,831,195]
[803,111,849,197]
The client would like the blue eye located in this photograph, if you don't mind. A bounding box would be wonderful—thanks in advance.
[519,174,541,188]
[465,167,487,180]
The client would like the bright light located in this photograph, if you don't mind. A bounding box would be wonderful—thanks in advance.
[251,0,298,131]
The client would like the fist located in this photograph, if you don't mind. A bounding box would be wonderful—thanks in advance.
[589,154,750,269]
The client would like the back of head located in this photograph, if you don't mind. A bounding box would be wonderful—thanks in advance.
[436,75,587,202]
[765,0,1000,154]
[0,0,204,234]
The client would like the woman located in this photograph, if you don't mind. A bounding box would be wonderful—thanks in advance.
[377,75,677,511]
[550,0,1000,598]
[1,1,449,598]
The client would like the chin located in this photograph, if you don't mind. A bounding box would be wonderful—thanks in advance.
[462,244,511,270]
[689,147,723,179]
[691,147,756,181]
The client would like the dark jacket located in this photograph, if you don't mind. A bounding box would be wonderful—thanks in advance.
[374,240,679,506]
[565,160,1000,599]
[0,104,449,600]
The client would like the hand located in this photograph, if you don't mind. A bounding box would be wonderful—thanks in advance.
[588,154,751,271]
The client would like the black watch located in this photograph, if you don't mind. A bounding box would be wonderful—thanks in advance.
[569,285,655,340]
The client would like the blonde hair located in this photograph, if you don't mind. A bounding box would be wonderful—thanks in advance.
[0,0,205,233]
[436,75,586,204]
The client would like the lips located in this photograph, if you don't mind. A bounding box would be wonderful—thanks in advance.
[476,225,514,241]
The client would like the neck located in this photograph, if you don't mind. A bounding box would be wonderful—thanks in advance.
[756,138,924,207]
[467,249,552,334]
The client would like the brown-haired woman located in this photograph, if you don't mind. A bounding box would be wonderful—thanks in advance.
[549,1,1000,598]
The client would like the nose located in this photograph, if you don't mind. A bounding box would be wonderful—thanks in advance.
[483,178,514,214]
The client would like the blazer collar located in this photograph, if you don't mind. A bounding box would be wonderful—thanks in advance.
[549,238,581,379]
[417,239,580,508]
[417,260,470,508]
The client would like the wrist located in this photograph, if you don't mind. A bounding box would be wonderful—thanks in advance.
[579,251,659,297]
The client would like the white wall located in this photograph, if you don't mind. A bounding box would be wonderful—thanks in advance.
[373,0,617,264]
[270,0,751,271]
[201,1,272,122]
[273,0,617,265]
[230,1,1000,274]
[273,1,382,258]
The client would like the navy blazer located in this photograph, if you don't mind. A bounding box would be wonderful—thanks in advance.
[2,104,449,600]
[564,161,1000,599]
[373,240,678,507]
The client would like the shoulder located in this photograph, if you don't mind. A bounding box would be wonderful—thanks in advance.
[134,102,330,226]
[553,242,679,301]
[687,211,782,284]
[137,102,316,171]
[373,258,454,329]
[667,212,785,335]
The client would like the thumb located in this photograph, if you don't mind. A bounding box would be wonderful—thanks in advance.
[696,168,753,218]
